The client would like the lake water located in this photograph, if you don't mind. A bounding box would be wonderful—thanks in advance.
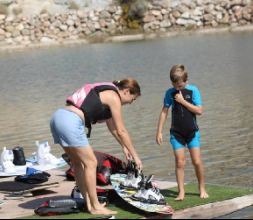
[0,31,252,190]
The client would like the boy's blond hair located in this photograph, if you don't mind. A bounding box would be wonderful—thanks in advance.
[170,64,188,83]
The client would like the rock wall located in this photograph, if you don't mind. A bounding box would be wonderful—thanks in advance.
[0,0,252,47]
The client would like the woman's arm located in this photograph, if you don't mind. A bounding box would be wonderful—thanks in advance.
[106,118,132,160]
[101,91,142,169]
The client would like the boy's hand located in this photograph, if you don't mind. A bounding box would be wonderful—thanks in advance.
[156,133,163,145]
[175,91,185,104]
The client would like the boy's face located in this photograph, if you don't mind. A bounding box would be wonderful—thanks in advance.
[172,81,187,91]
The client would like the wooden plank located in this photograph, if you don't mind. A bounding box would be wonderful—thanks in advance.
[172,194,253,219]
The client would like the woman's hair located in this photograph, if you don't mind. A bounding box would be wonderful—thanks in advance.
[170,64,188,83]
[113,78,141,96]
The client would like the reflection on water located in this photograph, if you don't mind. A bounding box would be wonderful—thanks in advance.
[0,32,253,189]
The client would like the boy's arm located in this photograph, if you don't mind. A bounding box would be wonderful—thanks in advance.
[156,107,169,145]
[175,91,203,115]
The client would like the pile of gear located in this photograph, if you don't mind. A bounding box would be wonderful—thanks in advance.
[62,151,127,185]
[0,146,26,173]
[120,161,166,205]
[35,151,125,216]
[0,141,61,174]
[35,184,113,216]
[34,156,166,216]
[65,158,166,206]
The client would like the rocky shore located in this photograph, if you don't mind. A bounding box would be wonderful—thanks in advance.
[0,0,252,50]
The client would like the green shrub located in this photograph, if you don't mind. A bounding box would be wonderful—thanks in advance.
[118,0,148,29]
[128,0,148,20]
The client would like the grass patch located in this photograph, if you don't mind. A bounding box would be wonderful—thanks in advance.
[163,183,252,211]
[18,183,252,219]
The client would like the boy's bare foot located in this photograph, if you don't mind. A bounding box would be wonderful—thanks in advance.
[175,193,184,201]
[200,190,209,199]
[90,206,117,215]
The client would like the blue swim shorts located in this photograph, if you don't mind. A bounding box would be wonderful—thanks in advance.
[50,109,89,147]
[170,131,201,151]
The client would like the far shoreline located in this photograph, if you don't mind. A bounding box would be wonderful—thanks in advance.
[1,24,253,53]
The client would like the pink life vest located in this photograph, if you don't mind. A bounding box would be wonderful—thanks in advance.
[66,82,119,137]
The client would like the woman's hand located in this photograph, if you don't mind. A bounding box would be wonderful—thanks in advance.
[133,156,143,170]
[123,147,142,170]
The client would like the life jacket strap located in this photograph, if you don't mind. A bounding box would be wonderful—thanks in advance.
[85,119,92,138]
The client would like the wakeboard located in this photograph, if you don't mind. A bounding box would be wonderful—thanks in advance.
[110,173,174,215]
[1,181,59,199]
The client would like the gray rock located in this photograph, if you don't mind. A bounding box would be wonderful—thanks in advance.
[59,24,68,31]
[40,36,56,43]
[143,14,156,23]
[0,27,5,35]
[66,18,74,26]
[0,35,5,41]
[160,20,171,28]
[176,18,188,25]
[0,15,6,20]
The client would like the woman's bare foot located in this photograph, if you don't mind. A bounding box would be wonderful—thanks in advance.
[200,190,209,199]
[87,202,107,212]
[175,192,184,201]
[90,206,117,215]
[85,196,91,211]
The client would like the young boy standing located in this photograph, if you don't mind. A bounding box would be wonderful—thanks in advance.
[156,64,209,201]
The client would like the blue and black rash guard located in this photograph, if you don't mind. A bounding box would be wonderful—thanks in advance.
[164,84,202,145]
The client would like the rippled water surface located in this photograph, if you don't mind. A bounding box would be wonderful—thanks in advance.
[0,32,252,188]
